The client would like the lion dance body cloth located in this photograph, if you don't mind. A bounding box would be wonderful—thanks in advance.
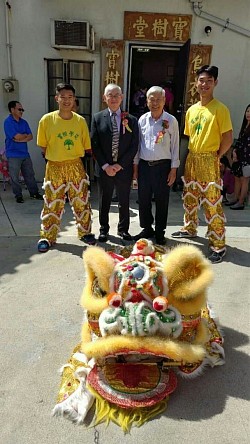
[53,240,225,432]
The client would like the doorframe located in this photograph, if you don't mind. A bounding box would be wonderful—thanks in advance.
[124,41,182,111]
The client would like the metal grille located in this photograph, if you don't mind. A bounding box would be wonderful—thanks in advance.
[54,21,89,48]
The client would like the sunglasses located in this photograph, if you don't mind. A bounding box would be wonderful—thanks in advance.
[17,108,25,112]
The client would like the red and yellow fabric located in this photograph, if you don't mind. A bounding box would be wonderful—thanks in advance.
[40,158,91,242]
[182,152,226,252]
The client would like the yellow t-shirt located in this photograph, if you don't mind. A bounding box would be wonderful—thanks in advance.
[37,111,91,161]
[184,98,232,153]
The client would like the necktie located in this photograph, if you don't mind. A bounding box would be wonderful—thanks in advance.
[111,112,119,162]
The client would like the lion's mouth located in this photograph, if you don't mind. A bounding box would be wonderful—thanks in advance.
[81,332,206,364]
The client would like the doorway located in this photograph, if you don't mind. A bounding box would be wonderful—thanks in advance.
[126,41,190,132]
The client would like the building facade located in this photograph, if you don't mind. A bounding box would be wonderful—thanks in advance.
[0,0,250,180]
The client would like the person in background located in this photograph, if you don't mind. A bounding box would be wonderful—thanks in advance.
[3,100,43,203]
[220,155,235,203]
[91,83,139,242]
[36,83,95,253]
[171,65,233,264]
[229,104,250,210]
[134,86,180,245]
[163,81,174,114]
[132,83,148,119]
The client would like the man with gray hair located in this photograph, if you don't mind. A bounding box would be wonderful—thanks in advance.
[134,86,180,245]
[91,83,139,242]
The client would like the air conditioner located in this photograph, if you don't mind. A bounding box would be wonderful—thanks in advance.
[51,19,94,50]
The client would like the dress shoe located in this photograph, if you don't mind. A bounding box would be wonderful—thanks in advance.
[16,196,24,203]
[98,232,108,242]
[80,234,96,245]
[155,231,166,245]
[30,192,43,200]
[155,237,167,246]
[117,231,133,241]
[134,228,155,241]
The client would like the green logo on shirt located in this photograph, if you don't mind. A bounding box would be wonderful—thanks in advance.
[64,139,74,150]
[57,130,79,150]
[191,115,207,135]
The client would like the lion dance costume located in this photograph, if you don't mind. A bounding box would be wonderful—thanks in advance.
[53,240,225,432]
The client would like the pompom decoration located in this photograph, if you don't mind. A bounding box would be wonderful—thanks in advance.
[153,296,168,312]
[107,292,122,308]
[132,239,155,256]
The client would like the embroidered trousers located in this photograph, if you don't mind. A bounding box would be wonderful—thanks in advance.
[182,152,226,252]
[40,158,91,243]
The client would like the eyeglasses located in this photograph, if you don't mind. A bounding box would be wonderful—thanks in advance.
[17,108,25,112]
[106,94,121,99]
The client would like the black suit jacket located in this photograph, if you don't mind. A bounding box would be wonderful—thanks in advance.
[91,109,139,171]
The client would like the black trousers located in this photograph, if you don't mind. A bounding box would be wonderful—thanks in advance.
[98,166,133,234]
[138,159,172,237]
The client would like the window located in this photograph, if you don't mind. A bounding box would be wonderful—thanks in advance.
[47,59,93,126]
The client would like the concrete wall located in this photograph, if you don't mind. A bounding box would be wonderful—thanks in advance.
[0,0,249,180]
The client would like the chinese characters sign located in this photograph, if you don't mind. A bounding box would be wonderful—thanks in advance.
[124,11,192,42]
[185,45,213,108]
[100,39,124,107]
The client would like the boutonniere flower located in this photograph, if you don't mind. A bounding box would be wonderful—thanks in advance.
[155,119,169,144]
[121,111,132,134]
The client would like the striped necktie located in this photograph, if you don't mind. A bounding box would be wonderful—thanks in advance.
[111,112,119,162]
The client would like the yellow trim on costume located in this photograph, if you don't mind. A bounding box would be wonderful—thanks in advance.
[81,334,206,363]
[87,384,168,433]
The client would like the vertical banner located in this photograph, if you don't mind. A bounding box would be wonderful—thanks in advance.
[100,39,125,107]
[185,45,213,108]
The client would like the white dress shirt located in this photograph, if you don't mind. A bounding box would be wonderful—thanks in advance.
[136,111,180,168]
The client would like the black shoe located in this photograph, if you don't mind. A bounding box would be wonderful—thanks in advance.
[171,230,196,239]
[80,234,96,245]
[208,250,226,264]
[155,231,166,245]
[30,192,43,200]
[16,196,24,203]
[155,237,167,246]
[117,231,132,241]
[134,228,155,241]
[98,232,108,242]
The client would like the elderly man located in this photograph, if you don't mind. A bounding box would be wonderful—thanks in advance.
[91,83,139,242]
[134,86,180,245]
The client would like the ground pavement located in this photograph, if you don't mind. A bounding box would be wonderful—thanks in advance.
[0,181,249,444]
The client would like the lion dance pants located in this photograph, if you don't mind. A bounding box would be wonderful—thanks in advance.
[182,152,226,252]
[40,158,91,243]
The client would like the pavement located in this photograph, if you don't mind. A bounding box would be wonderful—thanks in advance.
[0,180,249,444]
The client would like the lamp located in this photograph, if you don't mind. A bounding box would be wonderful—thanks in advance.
[204,25,212,36]
[3,80,15,92]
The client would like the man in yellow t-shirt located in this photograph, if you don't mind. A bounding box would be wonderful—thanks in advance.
[37,83,95,252]
[172,65,233,264]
